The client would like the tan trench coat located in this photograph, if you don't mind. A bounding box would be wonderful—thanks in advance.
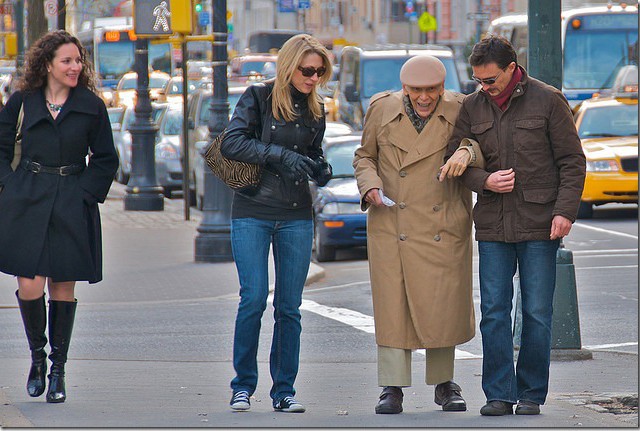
[353,90,475,349]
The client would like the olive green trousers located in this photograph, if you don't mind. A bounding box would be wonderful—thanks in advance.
[378,345,455,386]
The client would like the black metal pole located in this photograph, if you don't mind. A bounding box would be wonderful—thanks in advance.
[124,38,164,211]
[181,40,190,220]
[194,0,233,262]
[15,0,24,71]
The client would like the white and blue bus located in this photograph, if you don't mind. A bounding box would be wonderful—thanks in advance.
[488,4,638,107]
[77,17,172,90]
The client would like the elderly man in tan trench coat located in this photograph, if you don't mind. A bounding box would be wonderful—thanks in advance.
[353,55,476,414]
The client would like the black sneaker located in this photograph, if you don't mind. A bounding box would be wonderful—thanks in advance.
[273,396,305,413]
[230,390,251,411]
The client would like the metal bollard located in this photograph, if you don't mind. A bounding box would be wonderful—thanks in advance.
[512,242,592,360]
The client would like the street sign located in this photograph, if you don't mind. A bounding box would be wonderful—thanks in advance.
[466,12,490,21]
[133,0,173,36]
[418,11,437,32]
[199,11,210,26]
[298,0,310,9]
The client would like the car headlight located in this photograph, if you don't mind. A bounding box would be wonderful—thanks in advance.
[586,160,619,172]
[321,202,363,214]
[155,142,180,160]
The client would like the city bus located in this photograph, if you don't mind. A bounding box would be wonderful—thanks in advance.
[77,17,172,90]
[488,4,638,107]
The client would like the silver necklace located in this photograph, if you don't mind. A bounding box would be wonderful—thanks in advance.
[46,100,63,112]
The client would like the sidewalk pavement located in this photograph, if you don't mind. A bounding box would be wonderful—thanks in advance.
[0,183,637,428]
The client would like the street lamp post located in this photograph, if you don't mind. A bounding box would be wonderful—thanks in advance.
[194,0,234,262]
[124,39,164,211]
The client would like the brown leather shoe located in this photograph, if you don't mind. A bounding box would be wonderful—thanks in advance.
[434,381,467,411]
[375,386,403,414]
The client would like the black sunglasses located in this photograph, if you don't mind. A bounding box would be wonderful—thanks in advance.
[297,65,327,78]
[471,69,504,85]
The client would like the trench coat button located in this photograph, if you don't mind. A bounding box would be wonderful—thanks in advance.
[398,202,406,209]
[434,234,441,242]
[399,234,407,241]
[433,205,440,212]
[293,202,298,207]
[399,170,407,177]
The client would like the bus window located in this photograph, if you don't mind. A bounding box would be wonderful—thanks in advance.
[564,14,638,90]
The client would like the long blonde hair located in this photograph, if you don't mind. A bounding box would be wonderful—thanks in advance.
[272,34,332,122]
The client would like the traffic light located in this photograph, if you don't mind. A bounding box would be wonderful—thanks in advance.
[194,1,202,13]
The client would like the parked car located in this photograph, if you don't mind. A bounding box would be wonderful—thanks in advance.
[113,70,171,109]
[312,134,367,261]
[154,103,185,197]
[573,85,638,218]
[324,121,354,140]
[334,44,476,129]
[112,103,168,185]
[188,86,247,209]
[229,53,277,84]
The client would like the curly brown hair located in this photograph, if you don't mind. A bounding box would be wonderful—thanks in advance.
[15,30,97,94]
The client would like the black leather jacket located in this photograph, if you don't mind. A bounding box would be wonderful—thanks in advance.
[221,81,325,210]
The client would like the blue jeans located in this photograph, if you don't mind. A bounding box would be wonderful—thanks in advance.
[478,240,560,405]
[229,218,313,403]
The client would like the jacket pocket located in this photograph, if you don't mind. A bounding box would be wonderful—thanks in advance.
[522,186,557,204]
[470,120,494,135]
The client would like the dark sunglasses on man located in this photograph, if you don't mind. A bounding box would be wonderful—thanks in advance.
[297,65,327,78]
[471,69,504,85]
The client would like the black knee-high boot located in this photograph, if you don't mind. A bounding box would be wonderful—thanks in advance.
[15,291,48,397]
[46,299,77,403]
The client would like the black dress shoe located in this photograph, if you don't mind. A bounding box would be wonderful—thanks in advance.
[515,400,540,415]
[375,386,403,414]
[434,381,467,411]
[480,400,514,416]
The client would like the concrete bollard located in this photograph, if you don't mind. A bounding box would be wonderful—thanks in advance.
[512,242,592,361]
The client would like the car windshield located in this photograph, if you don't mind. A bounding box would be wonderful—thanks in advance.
[123,106,166,130]
[162,109,183,135]
[578,103,638,138]
[199,92,244,123]
[361,57,460,98]
[324,140,361,177]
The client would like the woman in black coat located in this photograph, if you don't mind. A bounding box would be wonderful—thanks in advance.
[221,34,333,413]
[0,30,118,403]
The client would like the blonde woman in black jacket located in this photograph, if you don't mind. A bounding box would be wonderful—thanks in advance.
[221,34,332,413]
[0,30,117,403]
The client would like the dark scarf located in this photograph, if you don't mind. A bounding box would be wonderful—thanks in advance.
[489,66,523,111]
[403,94,438,133]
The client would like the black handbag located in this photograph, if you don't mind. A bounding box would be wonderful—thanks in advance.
[203,129,262,194]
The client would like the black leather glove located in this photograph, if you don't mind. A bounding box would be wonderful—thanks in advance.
[280,149,316,179]
[311,156,332,187]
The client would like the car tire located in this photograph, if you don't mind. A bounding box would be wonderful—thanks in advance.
[314,224,336,262]
[577,201,594,219]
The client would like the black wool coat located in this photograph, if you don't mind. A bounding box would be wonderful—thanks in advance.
[0,86,118,283]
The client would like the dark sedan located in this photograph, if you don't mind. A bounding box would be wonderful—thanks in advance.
[312,134,366,262]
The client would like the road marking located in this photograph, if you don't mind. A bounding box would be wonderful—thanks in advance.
[573,223,638,239]
[300,299,482,359]
[583,342,638,351]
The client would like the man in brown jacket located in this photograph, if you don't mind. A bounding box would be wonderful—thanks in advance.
[354,55,475,415]
[442,35,586,417]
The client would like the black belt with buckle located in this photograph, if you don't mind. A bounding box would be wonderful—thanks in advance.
[21,159,85,176]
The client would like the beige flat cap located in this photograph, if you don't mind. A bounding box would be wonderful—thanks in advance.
[400,55,446,87]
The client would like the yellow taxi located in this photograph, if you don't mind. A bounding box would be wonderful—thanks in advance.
[113,70,171,109]
[573,74,638,218]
